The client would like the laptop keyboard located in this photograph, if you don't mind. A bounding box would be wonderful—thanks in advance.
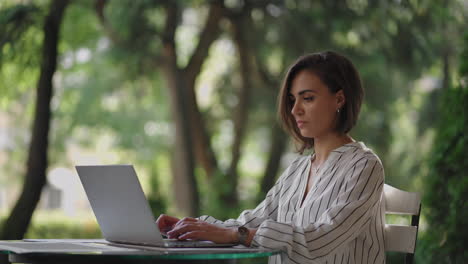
[163,239,235,248]
[164,239,211,247]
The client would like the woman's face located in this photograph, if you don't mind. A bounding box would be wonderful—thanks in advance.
[289,70,344,139]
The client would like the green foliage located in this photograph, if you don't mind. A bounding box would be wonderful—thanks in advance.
[0,3,40,62]
[147,159,167,217]
[200,170,241,220]
[25,221,101,239]
[0,215,101,239]
[416,33,468,264]
[0,3,43,108]
[59,1,102,51]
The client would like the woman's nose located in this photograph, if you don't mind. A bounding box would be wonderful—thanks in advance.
[291,102,303,116]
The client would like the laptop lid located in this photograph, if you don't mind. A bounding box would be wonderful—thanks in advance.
[75,165,165,246]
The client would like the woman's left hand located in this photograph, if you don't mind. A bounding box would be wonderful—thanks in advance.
[166,217,238,244]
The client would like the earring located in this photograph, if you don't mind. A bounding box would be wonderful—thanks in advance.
[337,108,340,113]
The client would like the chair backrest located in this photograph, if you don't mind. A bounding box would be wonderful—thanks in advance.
[383,184,422,264]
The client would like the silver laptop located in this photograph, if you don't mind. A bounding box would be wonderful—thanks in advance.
[75,165,235,248]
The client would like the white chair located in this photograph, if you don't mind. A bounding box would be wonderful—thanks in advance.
[384,184,422,264]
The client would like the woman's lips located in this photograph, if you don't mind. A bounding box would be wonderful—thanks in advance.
[297,121,307,128]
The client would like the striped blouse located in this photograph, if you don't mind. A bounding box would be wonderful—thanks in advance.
[200,142,386,264]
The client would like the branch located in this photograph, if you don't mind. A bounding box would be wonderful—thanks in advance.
[176,1,224,181]
[94,0,124,45]
[184,0,224,86]
[160,1,180,65]
[256,57,278,88]
[94,0,166,67]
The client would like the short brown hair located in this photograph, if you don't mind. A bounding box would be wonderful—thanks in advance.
[277,51,364,153]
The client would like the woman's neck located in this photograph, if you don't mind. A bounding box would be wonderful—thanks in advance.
[313,133,354,164]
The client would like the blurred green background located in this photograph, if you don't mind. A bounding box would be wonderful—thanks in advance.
[0,0,466,263]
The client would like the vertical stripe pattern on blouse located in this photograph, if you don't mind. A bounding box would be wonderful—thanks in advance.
[199,142,385,264]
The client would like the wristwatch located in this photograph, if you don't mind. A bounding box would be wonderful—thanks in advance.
[237,226,249,245]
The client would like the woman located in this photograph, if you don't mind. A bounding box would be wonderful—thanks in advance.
[157,51,385,264]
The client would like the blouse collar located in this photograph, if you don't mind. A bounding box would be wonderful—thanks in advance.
[310,141,366,162]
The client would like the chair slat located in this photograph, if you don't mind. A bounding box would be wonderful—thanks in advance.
[384,184,421,215]
[385,224,417,253]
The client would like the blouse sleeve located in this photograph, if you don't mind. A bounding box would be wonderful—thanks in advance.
[251,156,384,262]
[198,158,300,228]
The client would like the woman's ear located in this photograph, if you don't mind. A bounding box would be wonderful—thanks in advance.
[336,89,346,109]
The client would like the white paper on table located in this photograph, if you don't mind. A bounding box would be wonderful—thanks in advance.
[23,239,106,243]
[1,241,277,255]
[0,241,137,253]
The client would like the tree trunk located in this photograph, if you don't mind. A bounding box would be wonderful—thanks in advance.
[161,3,199,216]
[257,123,288,202]
[162,1,223,215]
[184,1,224,181]
[186,86,219,180]
[251,50,289,203]
[221,14,253,207]
[1,0,70,240]
[162,64,199,216]
[442,49,451,90]
[441,0,452,92]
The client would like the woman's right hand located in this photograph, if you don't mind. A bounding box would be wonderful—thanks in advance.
[156,214,180,236]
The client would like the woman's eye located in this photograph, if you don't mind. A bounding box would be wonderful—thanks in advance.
[304,96,314,101]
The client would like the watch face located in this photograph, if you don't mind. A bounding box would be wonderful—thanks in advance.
[239,226,249,235]
[238,226,249,244]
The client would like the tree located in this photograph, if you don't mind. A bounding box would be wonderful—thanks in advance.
[95,0,226,216]
[1,0,70,239]
[93,0,287,217]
